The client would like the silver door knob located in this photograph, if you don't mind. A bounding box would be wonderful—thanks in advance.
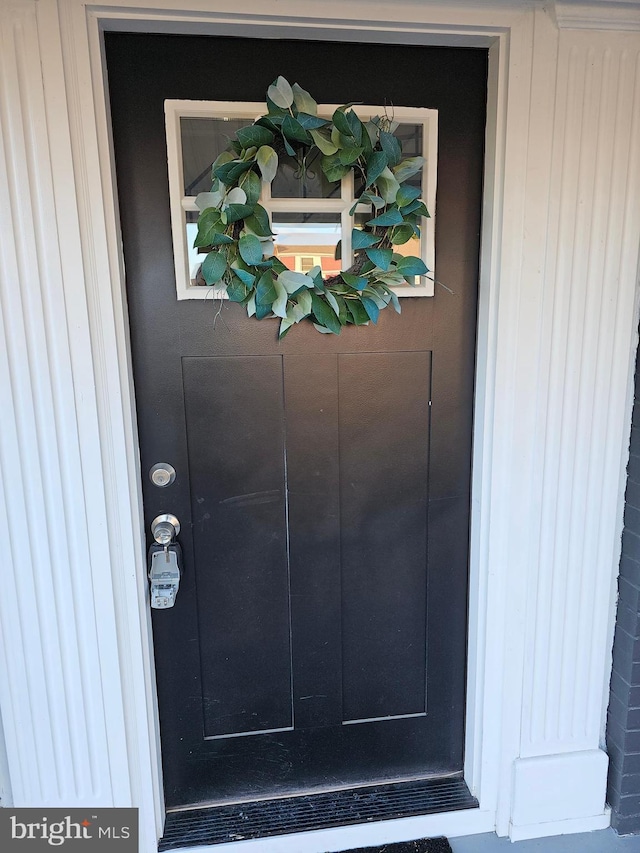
[151,514,180,545]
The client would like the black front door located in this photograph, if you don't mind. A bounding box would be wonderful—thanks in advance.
[106,33,486,812]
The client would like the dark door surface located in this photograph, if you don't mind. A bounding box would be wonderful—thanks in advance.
[106,34,487,811]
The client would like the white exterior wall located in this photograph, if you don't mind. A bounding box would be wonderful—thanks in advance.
[0,0,639,851]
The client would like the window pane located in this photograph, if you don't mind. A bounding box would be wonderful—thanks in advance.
[185,209,206,285]
[181,117,252,196]
[354,211,422,272]
[272,213,341,278]
[396,123,424,190]
[270,151,340,199]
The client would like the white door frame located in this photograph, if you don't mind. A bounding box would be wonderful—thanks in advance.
[3,1,640,851]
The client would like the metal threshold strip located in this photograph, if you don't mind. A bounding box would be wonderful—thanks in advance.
[158,775,478,850]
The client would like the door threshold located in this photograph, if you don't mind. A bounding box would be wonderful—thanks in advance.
[158,776,478,850]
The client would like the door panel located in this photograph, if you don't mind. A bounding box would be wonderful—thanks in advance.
[183,356,292,738]
[339,351,431,722]
[105,33,487,810]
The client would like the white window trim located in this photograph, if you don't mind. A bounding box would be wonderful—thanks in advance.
[165,99,438,299]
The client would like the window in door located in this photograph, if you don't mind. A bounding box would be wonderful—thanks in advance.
[166,100,438,300]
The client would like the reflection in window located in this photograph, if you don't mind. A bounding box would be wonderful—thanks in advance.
[396,123,423,189]
[270,152,340,200]
[185,210,205,285]
[272,213,341,278]
[180,117,250,196]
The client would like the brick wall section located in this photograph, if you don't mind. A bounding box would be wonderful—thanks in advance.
[607,335,640,833]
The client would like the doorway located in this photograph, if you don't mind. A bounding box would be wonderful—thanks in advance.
[105,30,486,835]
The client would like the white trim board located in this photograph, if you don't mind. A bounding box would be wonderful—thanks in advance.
[1,2,639,852]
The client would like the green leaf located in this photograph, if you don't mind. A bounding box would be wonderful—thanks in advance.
[278,269,314,294]
[256,115,281,134]
[311,292,341,334]
[392,156,425,183]
[346,110,363,145]
[237,124,274,149]
[244,204,274,237]
[375,167,401,203]
[396,255,428,277]
[365,120,380,147]
[390,290,401,314]
[399,199,424,216]
[294,289,312,317]
[367,209,403,227]
[195,189,224,211]
[324,289,340,317]
[282,115,311,144]
[310,128,338,155]
[351,228,380,250]
[334,293,349,325]
[390,223,415,245]
[246,293,256,317]
[380,130,402,167]
[361,296,380,324]
[366,288,390,309]
[365,150,388,188]
[209,232,234,245]
[396,184,422,208]
[256,145,278,183]
[403,201,430,218]
[346,299,370,325]
[297,113,328,130]
[354,191,385,211]
[321,153,349,182]
[226,186,247,206]
[230,267,256,287]
[255,270,277,319]
[266,94,288,116]
[267,76,294,109]
[338,146,363,165]
[201,251,227,285]
[238,170,262,206]
[361,122,373,157]
[375,270,406,286]
[332,108,353,137]
[331,126,344,149]
[365,247,393,271]
[292,82,317,115]
[313,323,336,334]
[210,150,234,178]
[238,234,263,266]
[214,159,253,184]
[194,209,223,247]
[279,317,294,339]
[272,278,289,318]
[224,203,254,224]
[227,275,251,302]
[341,272,368,290]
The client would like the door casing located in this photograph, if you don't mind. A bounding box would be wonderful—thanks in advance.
[55,1,525,849]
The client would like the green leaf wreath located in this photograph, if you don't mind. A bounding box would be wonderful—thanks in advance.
[194,76,430,338]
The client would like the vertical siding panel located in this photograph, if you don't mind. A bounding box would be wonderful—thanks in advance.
[521,32,640,758]
[0,0,116,805]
